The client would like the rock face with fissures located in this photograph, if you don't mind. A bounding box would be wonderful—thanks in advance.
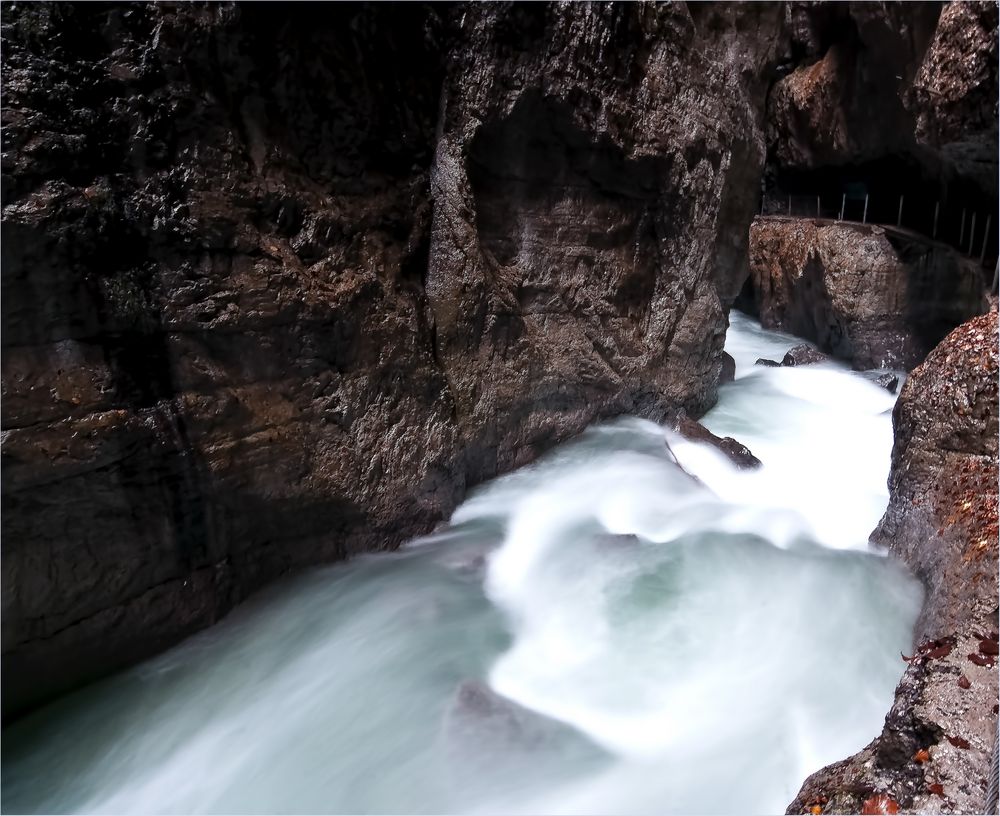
[788,309,999,816]
[1,2,786,717]
[747,218,988,371]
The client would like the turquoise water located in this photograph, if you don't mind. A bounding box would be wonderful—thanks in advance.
[1,314,921,814]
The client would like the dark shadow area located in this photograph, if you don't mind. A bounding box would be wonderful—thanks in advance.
[467,90,667,269]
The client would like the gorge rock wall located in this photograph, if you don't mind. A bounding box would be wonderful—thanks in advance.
[745,217,988,370]
[1,2,785,716]
[767,0,997,192]
[788,309,999,815]
[2,1,462,716]
[426,2,783,480]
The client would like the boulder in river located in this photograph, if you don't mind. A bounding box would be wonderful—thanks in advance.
[721,352,737,384]
[787,310,999,815]
[780,344,829,366]
[675,416,762,470]
[874,372,900,393]
[755,357,782,368]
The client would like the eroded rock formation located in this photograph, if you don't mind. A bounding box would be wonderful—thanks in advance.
[788,309,999,815]
[768,3,942,172]
[908,1,1000,199]
[1,2,786,716]
[745,218,988,369]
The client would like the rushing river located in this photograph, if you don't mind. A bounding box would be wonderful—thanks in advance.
[2,313,922,815]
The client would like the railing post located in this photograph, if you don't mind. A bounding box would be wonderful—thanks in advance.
[787,195,791,216]
[980,214,991,263]
[897,195,904,227]
[960,209,966,245]
[933,201,939,239]
[968,213,977,254]
[862,194,869,224]
[816,196,820,218]
[839,194,845,221]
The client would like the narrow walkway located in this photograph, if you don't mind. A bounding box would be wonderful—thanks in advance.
[757,214,977,256]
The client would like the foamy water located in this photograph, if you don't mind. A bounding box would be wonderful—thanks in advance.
[1,313,921,814]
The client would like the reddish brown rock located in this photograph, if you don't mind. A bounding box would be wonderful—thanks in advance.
[767,4,941,171]
[781,344,830,366]
[907,1,999,198]
[748,218,988,370]
[787,311,999,815]
[674,416,762,471]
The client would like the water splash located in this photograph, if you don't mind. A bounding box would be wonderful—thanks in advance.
[1,313,921,815]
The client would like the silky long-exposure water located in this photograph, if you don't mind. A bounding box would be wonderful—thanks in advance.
[2,313,922,814]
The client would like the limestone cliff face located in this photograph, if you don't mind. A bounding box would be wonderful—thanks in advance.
[768,3,943,171]
[767,0,997,194]
[746,217,988,370]
[788,310,999,815]
[1,2,786,716]
[908,1,999,199]
[2,2,461,716]
[427,2,783,481]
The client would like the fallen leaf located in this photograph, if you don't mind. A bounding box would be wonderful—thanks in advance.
[969,653,995,667]
[913,748,930,763]
[927,783,944,796]
[811,806,821,815]
[978,639,998,656]
[861,794,900,815]
[947,735,971,749]
[958,675,971,689]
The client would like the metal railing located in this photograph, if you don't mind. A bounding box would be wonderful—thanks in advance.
[760,193,997,272]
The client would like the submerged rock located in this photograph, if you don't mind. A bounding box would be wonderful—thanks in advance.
[787,310,999,815]
[442,680,607,796]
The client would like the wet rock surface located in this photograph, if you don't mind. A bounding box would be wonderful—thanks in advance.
[907,1,999,199]
[674,416,762,471]
[746,218,988,370]
[767,4,942,172]
[428,3,785,478]
[788,310,999,815]
[442,680,607,797]
[0,2,786,716]
[721,351,737,384]
[875,373,901,394]
[781,344,830,366]
[766,2,997,200]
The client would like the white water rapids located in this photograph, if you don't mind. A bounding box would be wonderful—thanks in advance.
[2,313,922,814]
